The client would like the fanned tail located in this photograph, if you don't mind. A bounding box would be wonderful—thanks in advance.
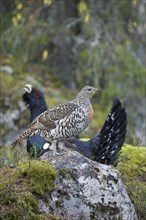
[92,98,127,164]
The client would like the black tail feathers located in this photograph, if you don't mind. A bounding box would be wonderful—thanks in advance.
[66,98,127,165]
[92,98,127,164]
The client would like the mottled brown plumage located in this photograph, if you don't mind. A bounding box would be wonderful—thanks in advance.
[11,86,98,150]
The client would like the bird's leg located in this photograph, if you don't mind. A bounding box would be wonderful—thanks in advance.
[49,140,57,156]
[42,140,64,156]
[57,140,64,151]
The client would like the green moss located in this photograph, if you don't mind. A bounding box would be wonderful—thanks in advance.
[7,192,38,220]
[0,160,57,219]
[117,145,146,219]
[118,145,146,177]
[19,160,56,195]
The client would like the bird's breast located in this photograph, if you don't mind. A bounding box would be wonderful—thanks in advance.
[84,105,94,121]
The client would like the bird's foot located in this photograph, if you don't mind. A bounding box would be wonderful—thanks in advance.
[42,140,67,156]
[57,140,66,151]
[56,140,67,155]
[44,141,56,156]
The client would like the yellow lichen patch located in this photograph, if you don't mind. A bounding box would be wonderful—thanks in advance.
[43,0,52,6]
[84,14,90,24]
[42,50,49,61]
[78,0,88,13]
[78,0,90,24]
[16,2,23,10]
[0,160,56,219]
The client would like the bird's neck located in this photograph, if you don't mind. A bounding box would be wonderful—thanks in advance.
[30,104,47,122]
[74,94,91,107]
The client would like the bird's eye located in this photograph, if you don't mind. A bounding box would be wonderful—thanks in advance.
[34,91,40,97]
[88,89,91,91]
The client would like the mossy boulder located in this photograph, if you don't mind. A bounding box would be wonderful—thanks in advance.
[39,149,137,220]
[1,145,144,219]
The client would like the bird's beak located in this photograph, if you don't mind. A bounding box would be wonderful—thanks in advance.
[94,88,100,93]
[92,88,100,96]
[23,84,32,93]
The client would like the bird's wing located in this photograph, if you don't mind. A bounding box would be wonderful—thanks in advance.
[30,102,79,130]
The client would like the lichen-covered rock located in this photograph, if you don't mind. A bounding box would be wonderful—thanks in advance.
[0,100,26,146]
[40,149,138,220]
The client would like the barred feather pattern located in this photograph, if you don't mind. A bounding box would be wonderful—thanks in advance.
[11,86,97,146]
[39,108,90,140]
[11,104,91,145]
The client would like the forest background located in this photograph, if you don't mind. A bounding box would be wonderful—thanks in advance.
[1,0,145,146]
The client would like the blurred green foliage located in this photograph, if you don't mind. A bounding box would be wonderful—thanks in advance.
[0,0,145,144]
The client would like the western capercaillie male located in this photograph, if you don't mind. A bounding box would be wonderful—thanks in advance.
[22,85,49,157]
[13,84,127,164]
[11,86,98,155]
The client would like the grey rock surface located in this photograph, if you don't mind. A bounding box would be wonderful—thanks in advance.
[40,149,138,220]
[0,101,26,146]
